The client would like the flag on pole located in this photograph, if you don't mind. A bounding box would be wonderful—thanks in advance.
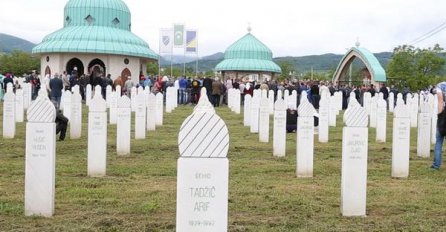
[174,24,184,47]
[185,30,198,53]
[159,29,173,54]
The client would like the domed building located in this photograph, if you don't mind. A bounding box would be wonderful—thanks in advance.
[32,0,158,82]
[215,29,281,81]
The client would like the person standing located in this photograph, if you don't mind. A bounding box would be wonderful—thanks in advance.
[49,73,64,108]
[3,73,14,92]
[202,76,213,99]
[431,82,446,170]
[62,71,70,91]
[211,78,222,107]
[124,76,134,97]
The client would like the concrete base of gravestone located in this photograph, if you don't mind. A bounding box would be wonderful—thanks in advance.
[296,117,314,177]
[341,127,368,217]
[25,123,56,217]
[392,118,410,178]
[176,158,228,232]
[88,112,107,177]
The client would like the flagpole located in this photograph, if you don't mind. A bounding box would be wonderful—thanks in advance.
[170,52,173,78]
[195,54,198,77]
[183,48,186,76]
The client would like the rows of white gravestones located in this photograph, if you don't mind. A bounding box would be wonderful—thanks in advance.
[8,82,174,217]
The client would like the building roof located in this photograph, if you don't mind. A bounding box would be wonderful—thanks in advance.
[333,47,386,83]
[215,33,281,73]
[32,0,157,60]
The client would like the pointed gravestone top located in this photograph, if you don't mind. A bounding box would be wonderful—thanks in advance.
[348,92,359,108]
[344,105,368,127]
[118,95,131,108]
[274,98,287,111]
[37,87,48,100]
[27,98,56,123]
[378,92,384,100]
[378,97,387,108]
[178,90,229,158]
[94,85,101,94]
[89,90,106,112]
[6,83,13,92]
[138,86,143,93]
[298,94,316,117]
[194,87,215,114]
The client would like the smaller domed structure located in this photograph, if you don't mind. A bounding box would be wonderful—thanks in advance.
[215,31,281,81]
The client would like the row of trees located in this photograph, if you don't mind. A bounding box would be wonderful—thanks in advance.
[0,50,39,76]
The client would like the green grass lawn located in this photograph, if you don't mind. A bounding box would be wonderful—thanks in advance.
[1,103,446,231]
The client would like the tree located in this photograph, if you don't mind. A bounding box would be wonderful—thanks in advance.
[276,61,296,81]
[386,44,445,90]
[0,50,40,76]
[146,62,159,76]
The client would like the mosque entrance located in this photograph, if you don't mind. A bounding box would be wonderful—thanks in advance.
[88,59,106,78]
[121,68,131,81]
[66,58,84,77]
[44,66,51,76]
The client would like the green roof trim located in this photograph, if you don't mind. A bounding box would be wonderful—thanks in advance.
[215,33,281,73]
[333,47,386,82]
[32,0,157,60]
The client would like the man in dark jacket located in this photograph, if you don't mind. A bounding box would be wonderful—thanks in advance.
[49,73,64,108]
[55,109,69,141]
[202,76,213,99]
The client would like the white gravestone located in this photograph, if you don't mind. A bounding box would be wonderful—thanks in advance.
[318,96,329,143]
[166,87,173,113]
[291,90,297,110]
[277,90,283,100]
[431,96,438,145]
[243,94,252,127]
[156,93,164,126]
[106,85,112,108]
[86,84,92,106]
[259,96,270,143]
[25,97,56,217]
[3,85,15,138]
[15,89,24,122]
[62,90,72,121]
[146,93,157,131]
[273,98,287,157]
[117,95,132,155]
[135,92,147,139]
[250,95,260,133]
[131,87,137,112]
[296,92,316,178]
[389,92,394,113]
[23,83,31,109]
[116,85,122,97]
[410,94,418,128]
[70,90,82,139]
[363,92,372,115]
[284,89,290,108]
[177,88,229,232]
[109,91,118,124]
[329,95,337,127]
[341,104,368,217]
[268,90,274,115]
[376,95,387,143]
[234,90,241,114]
[369,96,377,128]
[392,102,410,178]
[88,92,107,177]
[417,101,431,157]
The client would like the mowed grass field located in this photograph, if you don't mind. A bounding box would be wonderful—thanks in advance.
[1,102,446,231]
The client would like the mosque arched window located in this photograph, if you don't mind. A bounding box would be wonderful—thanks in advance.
[65,16,71,25]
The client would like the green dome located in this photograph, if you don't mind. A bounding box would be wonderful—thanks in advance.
[215,33,281,73]
[32,0,157,60]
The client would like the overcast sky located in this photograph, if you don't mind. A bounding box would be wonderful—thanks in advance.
[0,0,445,57]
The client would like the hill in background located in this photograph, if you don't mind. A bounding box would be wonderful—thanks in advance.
[0,33,36,53]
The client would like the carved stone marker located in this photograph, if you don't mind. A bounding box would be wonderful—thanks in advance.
[88,91,107,177]
[410,94,418,128]
[70,90,82,139]
[117,95,132,155]
[318,96,329,143]
[250,95,260,133]
[146,93,157,131]
[273,98,287,157]
[15,89,24,122]
[341,104,368,217]
[392,101,410,178]
[259,96,270,143]
[86,84,92,106]
[296,92,316,177]
[135,92,146,139]
[176,88,229,232]
[156,93,164,126]
[25,97,56,217]
[3,84,15,138]
[417,101,431,157]
[369,96,377,128]
[329,95,337,127]
[109,91,118,124]
[376,94,387,143]
[389,92,394,113]
[243,94,251,127]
